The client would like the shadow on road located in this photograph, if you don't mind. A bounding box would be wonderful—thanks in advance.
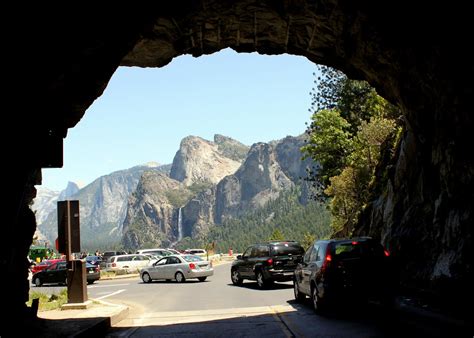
[226,282,293,291]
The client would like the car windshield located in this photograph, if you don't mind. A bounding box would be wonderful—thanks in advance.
[271,243,304,256]
[183,255,203,262]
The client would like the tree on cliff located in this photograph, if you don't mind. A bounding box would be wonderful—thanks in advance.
[302,65,401,234]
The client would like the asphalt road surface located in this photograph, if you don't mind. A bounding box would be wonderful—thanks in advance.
[32,263,459,337]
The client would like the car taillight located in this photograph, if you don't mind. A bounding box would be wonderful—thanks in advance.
[95,266,99,272]
[112,263,116,267]
[352,241,358,245]
[267,258,273,266]
[322,250,332,271]
[384,249,390,257]
[189,263,196,269]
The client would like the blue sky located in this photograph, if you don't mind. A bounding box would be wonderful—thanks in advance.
[42,48,317,191]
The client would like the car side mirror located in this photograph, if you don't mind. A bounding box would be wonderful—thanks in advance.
[236,255,242,260]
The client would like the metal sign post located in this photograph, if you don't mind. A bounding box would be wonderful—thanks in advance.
[57,200,87,305]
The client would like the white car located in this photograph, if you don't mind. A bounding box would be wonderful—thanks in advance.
[106,254,152,271]
[140,255,213,283]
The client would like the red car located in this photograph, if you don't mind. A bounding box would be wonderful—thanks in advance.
[31,259,64,274]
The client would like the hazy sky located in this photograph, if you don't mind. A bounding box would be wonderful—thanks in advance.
[41,48,317,191]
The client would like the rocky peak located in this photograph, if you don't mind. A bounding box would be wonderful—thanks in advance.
[170,135,243,186]
[58,181,81,201]
[215,141,295,223]
[214,134,249,161]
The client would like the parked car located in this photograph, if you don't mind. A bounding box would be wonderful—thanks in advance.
[100,250,128,268]
[140,254,214,283]
[165,248,182,255]
[184,249,207,256]
[136,248,173,257]
[293,237,394,312]
[32,261,100,286]
[85,255,102,267]
[231,241,305,288]
[31,258,64,274]
[105,254,152,271]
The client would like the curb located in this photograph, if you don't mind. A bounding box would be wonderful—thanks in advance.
[100,273,139,280]
[71,300,129,338]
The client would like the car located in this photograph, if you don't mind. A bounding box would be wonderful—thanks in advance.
[165,248,182,255]
[31,258,64,274]
[136,248,173,257]
[32,261,100,286]
[184,249,207,256]
[105,254,152,271]
[140,254,214,283]
[293,237,395,312]
[85,255,102,267]
[230,241,305,288]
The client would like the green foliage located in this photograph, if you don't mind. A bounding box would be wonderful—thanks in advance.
[303,65,402,236]
[188,182,213,195]
[301,232,317,250]
[165,189,192,208]
[301,109,353,187]
[187,187,331,253]
[325,117,398,233]
[27,289,68,311]
[268,229,285,241]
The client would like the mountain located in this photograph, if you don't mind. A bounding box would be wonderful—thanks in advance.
[170,135,247,186]
[37,163,170,249]
[58,181,81,201]
[121,172,191,249]
[32,187,61,225]
[122,134,318,250]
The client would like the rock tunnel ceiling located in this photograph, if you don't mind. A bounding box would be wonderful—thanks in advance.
[3,1,472,326]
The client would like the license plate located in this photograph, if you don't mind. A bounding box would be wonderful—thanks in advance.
[88,271,94,274]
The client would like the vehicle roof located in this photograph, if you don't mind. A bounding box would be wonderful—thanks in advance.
[316,236,374,244]
[251,241,301,246]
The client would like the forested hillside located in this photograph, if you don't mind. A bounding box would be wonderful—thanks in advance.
[177,186,331,253]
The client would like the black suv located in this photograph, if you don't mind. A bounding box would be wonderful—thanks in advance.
[293,237,395,312]
[231,241,305,288]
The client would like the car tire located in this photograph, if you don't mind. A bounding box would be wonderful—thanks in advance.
[198,277,207,282]
[87,280,94,285]
[34,277,42,287]
[256,271,272,289]
[294,279,305,302]
[142,272,152,283]
[231,269,243,286]
[175,272,185,283]
[312,286,324,313]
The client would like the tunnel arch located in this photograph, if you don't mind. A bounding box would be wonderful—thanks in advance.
[4,2,472,331]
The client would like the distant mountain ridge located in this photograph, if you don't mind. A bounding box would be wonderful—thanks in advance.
[122,134,316,250]
[36,163,170,248]
[34,133,321,252]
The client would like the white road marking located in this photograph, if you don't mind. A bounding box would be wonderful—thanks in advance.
[88,283,130,288]
[94,289,126,300]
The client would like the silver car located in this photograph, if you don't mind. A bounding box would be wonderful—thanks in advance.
[140,255,213,283]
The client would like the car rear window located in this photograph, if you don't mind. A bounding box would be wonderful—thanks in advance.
[334,241,384,259]
[271,243,304,256]
[183,255,203,262]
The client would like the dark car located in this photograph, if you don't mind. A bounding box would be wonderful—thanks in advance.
[293,237,394,312]
[32,261,100,286]
[231,241,305,288]
[101,251,128,268]
[85,255,102,267]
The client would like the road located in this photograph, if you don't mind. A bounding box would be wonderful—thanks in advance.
[32,263,455,337]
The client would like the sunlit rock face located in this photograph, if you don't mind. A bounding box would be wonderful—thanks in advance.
[6,2,472,324]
